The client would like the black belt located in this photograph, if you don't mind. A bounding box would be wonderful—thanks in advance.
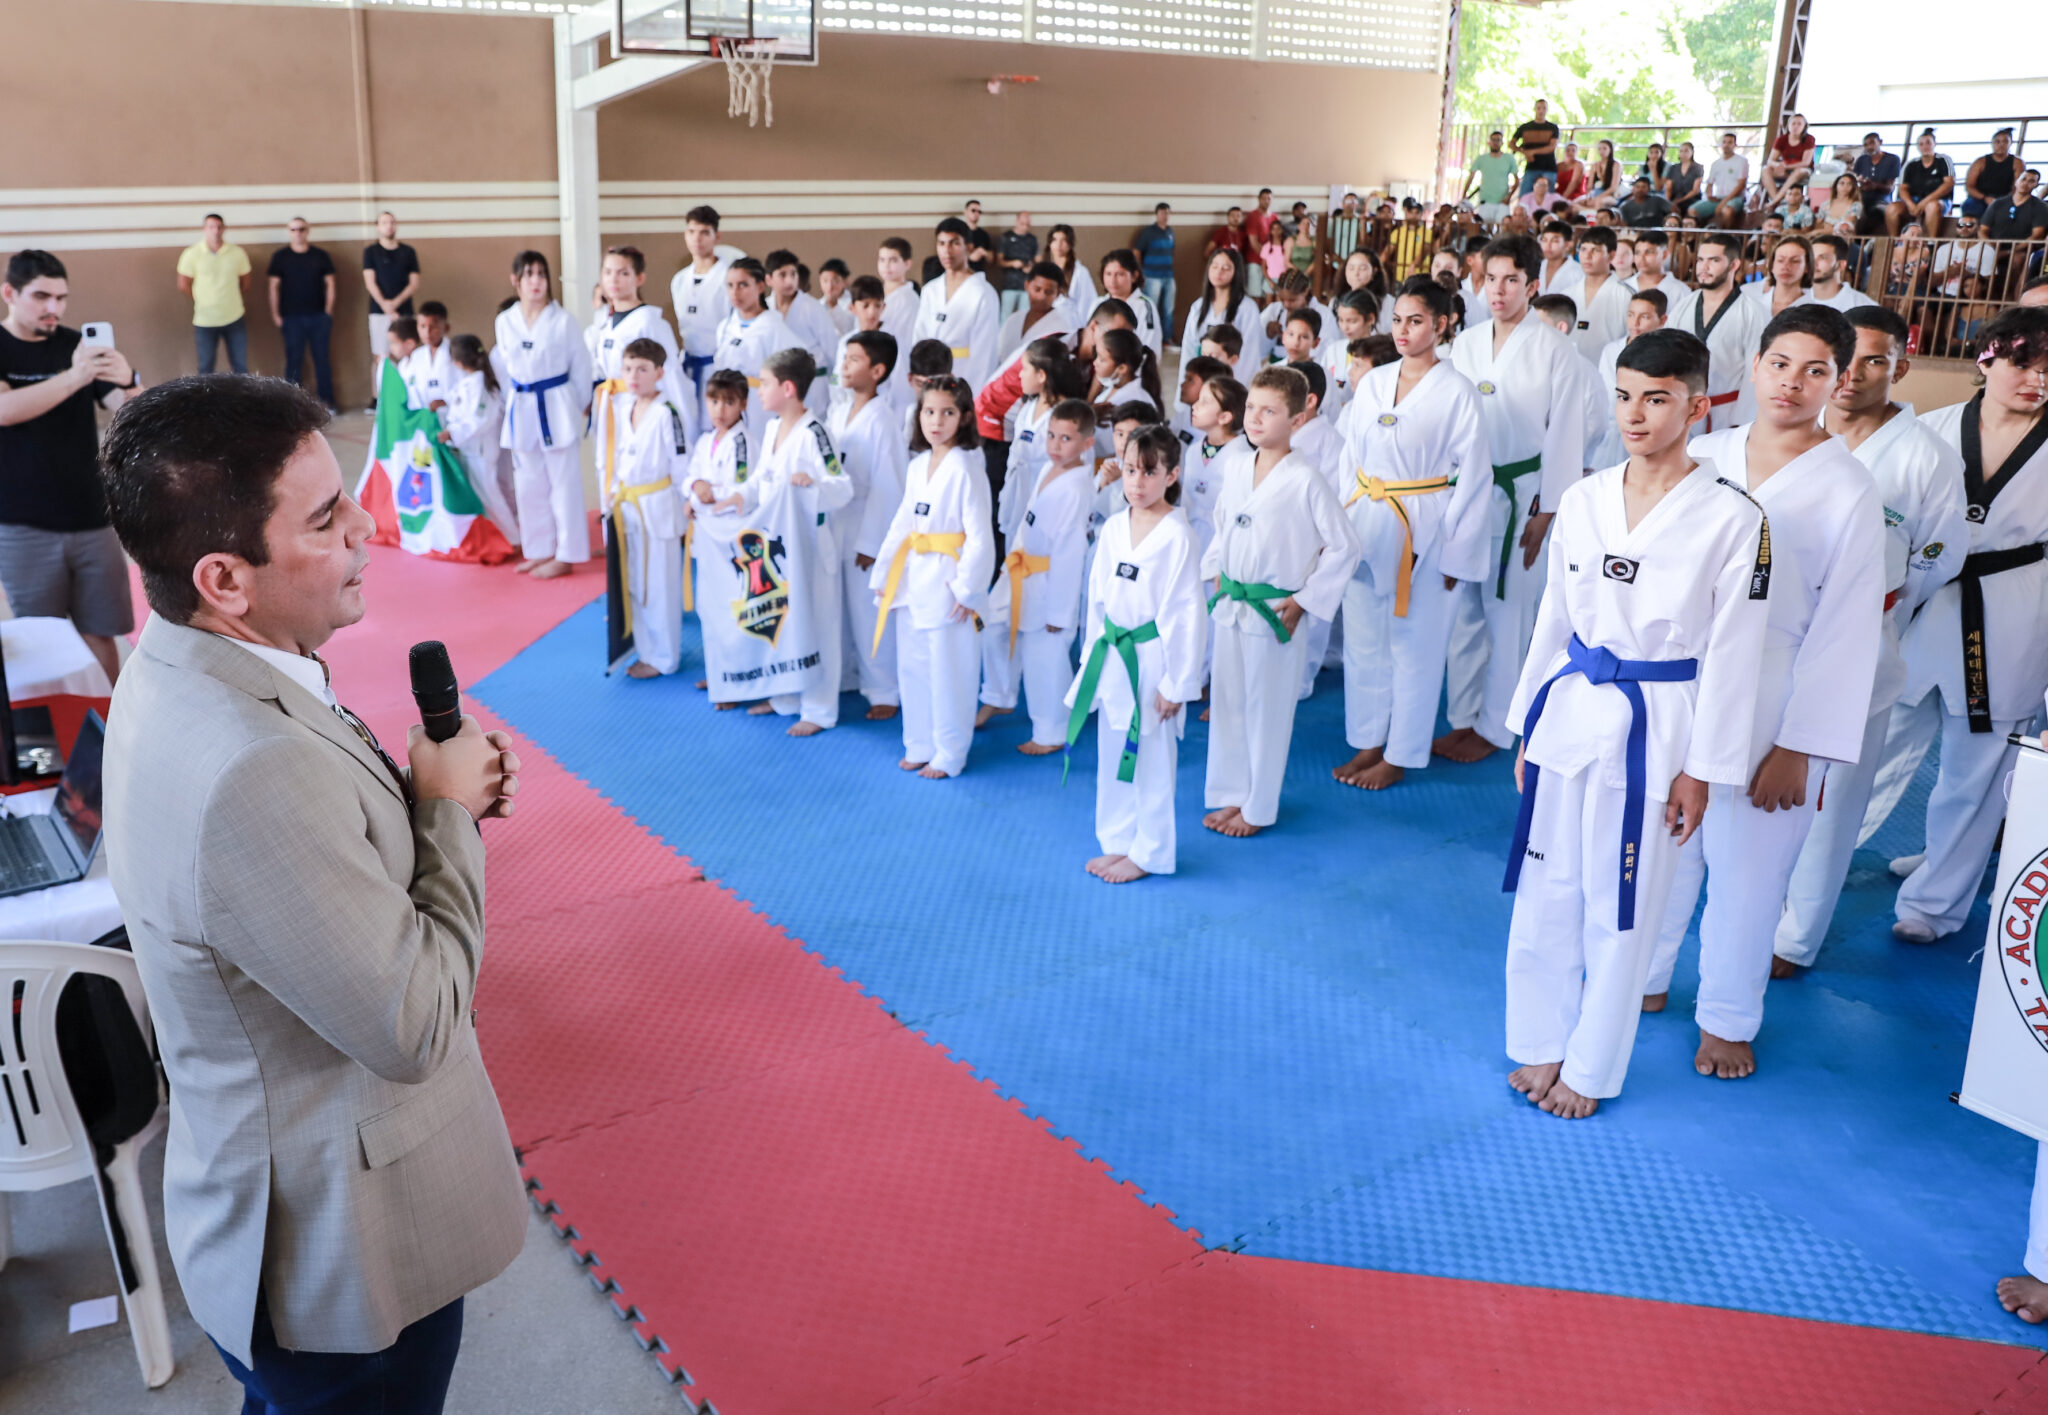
[1960,542,2044,733]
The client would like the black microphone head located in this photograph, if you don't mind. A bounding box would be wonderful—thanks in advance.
[409,640,459,712]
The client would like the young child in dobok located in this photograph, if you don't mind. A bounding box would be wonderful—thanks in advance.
[979,399,1096,753]
[827,330,908,720]
[603,339,691,679]
[1065,425,1208,883]
[685,370,753,708]
[494,249,593,580]
[1201,366,1361,837]
[747,347,852,735]
[1503,329,1771,1119]
[1333,276,1492,791]
[871,375,994,778]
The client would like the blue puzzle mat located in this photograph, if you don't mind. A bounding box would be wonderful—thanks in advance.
[477,602,2045,1348]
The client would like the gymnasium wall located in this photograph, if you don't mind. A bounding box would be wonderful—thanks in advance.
[7,0,1441,407]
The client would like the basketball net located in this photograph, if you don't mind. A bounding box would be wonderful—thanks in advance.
[715,37,779,128]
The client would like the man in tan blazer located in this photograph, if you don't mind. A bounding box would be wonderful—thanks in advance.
[98,374,528,1410]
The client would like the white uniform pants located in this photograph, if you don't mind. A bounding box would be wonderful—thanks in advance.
[1774,705,1890,967]
[1648,760,1823,1042]
[1898,697,2024,935]
[1096,711,1179,874]
[1859,693,1943,845]
[1505,764,1682,1099]
[1342,567,1456,771]
[1296,610,1335,700]
[511,446,590,564]
[772,524,844,728]
[623,514,684,676]
[1446,473,1542,750]
[897,617,979,775]
[980,624,1076,745]
[1205,618,1307,828]
[842,548,898,706]
[2028,1142,2048,1283]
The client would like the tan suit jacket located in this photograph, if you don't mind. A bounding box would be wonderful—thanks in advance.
[104,617,525,1365]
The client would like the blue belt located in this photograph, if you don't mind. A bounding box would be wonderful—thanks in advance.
[683,353,715,394]
[1502,634,1697,931]
[511,372,571,447]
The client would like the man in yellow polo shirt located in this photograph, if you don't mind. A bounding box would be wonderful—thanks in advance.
[175,214,252,374]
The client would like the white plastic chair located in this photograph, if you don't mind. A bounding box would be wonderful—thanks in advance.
[0,940,173,1388]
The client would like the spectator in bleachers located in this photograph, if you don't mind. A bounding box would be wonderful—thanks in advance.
[1640,141,1671,193]
[1666,140,1705,212]
[1854,132,1903,235]
[1324,194,1363,267]
[1963,128,2024,220]
[1519,174,1568,219]
[1511,99,1560,195]
[1133,203,1176,336]
[1615,175,1672,229]
[1777,181,1817,230]
[1386,198,1433,284]
[1987,168,2047,242]
[1576,139,1622,212]
[1555,142,1588,203]
[1753,155,1796,217]
[1819,173,1864,235]
[1933,213,1997,348]
[1771,113,1817,184]
[1892,129,1955,238]
[1809,233,1875,311]
[1467,131,1519,223]
[1696,133,1751,227]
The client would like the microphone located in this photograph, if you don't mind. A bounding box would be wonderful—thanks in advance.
[409,641,463,743]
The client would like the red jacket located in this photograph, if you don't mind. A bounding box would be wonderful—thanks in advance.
[975,358,1027,441]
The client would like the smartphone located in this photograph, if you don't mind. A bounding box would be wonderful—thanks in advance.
[80,322,114,349]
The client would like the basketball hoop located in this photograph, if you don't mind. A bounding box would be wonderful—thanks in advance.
[713,36,780,128]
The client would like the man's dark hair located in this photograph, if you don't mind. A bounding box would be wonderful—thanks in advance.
[909,339,954,378]
[764,249,799,274]
[1616,328,1710,394]
[848,274,885,304]
[1110,399,1161,427]
[510,249,552,284]
[1285,307,1323,338]
[1630,286,1669,318]
[1481,234,1540,279]
[1576,226,1618,252]
[1845,304,1910,350]
[762,346,816,396]
[102,376,332,625]
[1092,297,1136,327]
[1699,230,1747,260]
[1635,229,1669,249]
[1287,359,1327,405]
[880,236,913,261]
[705,368,749,402]
[5,249,66,289]
[1542,219,1575,241]
[203,213,225,225]
[1811,232,1852,262]
[846,329,897,381]
[820,257,850,278]
[1201,323,1245,359]
[1758,303,1856,371]
[1028,260,1067,289]
[1531,293,1578,326]
[417,300,449,321]
[1048,397,1098,438]
[1181,354,1231,385]
[1863,131,1882,143]
[685,204,721,229]
[935,217,973,241]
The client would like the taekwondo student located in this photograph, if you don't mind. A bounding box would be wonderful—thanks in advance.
[1179,248,1269,385]
[493,249,593,579]
[915,219,1002,394]
[1880,306,2048,941]
[1646,306,1885,1082]
[670,205,732,416]
[1773,306,1967,974]
[685,370,755,706]
[603,340,691,679]
[1333,276,1492,791]
[827,330,909,718]
[1095,250,1166,362]
[765,249,842,415]
[590,246,697,463]
[1438,234,1590,765]
[1503,328,1771,1120]
[1568,228,1633,360]
[1665,232,1768,436]
[713,258,803,452]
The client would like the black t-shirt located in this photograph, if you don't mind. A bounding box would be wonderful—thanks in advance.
[1988,195,2048,240]
[997,231,1038,291]
[267,245,336,318]
[0,326,120,532]
[362,242,420,314]
[1513,121,1560,171]
[1901,155,1953,203]
[965,227,995,267]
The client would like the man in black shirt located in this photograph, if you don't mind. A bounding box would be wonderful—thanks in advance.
[1512,98,1560,196]
[995,211,1038,322]
[361,211,420,409]
[961,200,995,274]
[1987,168,2048,242]
[0,251,140,684]
[268,218,338,411]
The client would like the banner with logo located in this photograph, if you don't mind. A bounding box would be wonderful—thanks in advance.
[355,361,516,564]
[708,479,822,701]
[1959,740,2048,1142]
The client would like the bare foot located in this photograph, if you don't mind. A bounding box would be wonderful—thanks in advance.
[918,764,951,779]
[1333,747,1383,783]
[715,700,740,711]
[1509,1061,1559,1103]
[1770,955,1805,981]
[787,721,823,737]
[1349,760,1406,791]
[1097,857,1149,883]
[867,704,899,720]
[747,701,775,715]
[975,703,1012,728]
[1641,992,1667,1013]
[1695,1030,1756,1080]
[1207,807,1260,838]
[515,557,544,574]
[1018,740,1060,756]
[529,559,573,580]
[1997,1274,2048,1323]
[1198,706,1210,722]
[1202,807,1235,832]
[695,679,708,690]
[1430,727,1498,763]
[899,758,928,772]
[627,662,663,679]
[1538,1077,1599,1119]
[1086,854,1122,877]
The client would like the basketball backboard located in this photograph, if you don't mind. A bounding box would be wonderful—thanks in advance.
[613,0,817,64]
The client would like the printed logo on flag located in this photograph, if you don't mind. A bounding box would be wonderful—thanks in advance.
[731,530,792,645]
[1998,845,2048,1054]
[397,440,436,517]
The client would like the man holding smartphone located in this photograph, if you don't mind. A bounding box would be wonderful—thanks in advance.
[0,250,141,685]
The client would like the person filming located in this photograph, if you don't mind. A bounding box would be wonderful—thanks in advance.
[99,374,527,1412]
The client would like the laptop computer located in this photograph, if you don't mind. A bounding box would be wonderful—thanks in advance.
[0,710,104,898]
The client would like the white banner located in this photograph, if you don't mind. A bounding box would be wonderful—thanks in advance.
[700,480,822,704]
[1959,741,2048,1142]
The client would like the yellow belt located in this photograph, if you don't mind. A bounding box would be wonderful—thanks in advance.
[595,377,631,500]
[1002,548,1051,655]
[610,477,674,636]
[949,346,971,360]
[1345,472,1452,619]
[874,532,967,654]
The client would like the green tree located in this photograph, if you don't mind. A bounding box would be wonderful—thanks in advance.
[1680,0,1775,123]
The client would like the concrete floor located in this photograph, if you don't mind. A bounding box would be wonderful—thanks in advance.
[0,1131,686,1412]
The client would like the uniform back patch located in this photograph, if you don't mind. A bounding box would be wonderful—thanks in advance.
[1602,555,1640,584]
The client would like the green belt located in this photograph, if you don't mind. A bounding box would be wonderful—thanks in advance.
[1064,616,1160,785]
[1492,454,1544,599]
[1207,574,1295,643]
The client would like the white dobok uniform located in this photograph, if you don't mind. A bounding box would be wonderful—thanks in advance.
[1290,411,1349,698]
[686,424,754,704]
[1180,295,1269,385]
[995,305,1079,369]
[1506,463,1771,1099]
[1090,290,1164,362]
[400,340,453,411]
[1649,427,1884,1044]
[870,446,995,776]
[670,259,732,414]
[913,272,1002,393]
[775,292,842,417]
[603,393,691,676]
[1569,277,1635,361]
[587,303,698,449]
[1776,406,1967,966]
[441,368,520,542]
[752,412,853,727]
[712,306,803,452]
[981,461,1092,745]
[493,301,594,564]
[827,393,909,707]
[1665,285,1769,437]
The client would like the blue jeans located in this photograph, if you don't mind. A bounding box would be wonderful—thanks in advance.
[1143,275,1176,339]
[195,318,249,374]
[211,1293,464,1415]
[280,313,335,407]
[1519,167,1555,195]
[999,287,1029,321]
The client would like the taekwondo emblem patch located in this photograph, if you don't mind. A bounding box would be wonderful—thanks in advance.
[396,440,436,516]
[1024,510,1037,526]
[1116,562,1140,580]
[1378,412,1398,427]
[1968,505,1989,523]
[1235,513,1253,528]
[1476,380,1497,395]
[1921,542,1946,561]
[1602,555,1640,584]
[731,530,792,645]
[1997,844,2048,1056]
[915,502,931,516]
